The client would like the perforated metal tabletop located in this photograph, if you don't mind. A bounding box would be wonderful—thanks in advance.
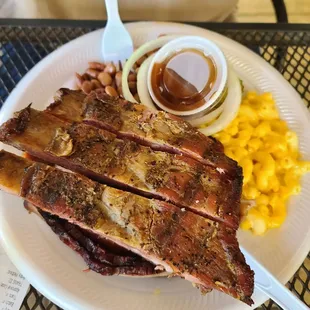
[0,19,309,310]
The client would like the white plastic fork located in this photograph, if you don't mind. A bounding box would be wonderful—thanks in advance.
[102,0,134,66]
[242,247,309,310]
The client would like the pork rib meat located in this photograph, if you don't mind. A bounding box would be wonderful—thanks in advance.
[34,205,161,277]
[0,150,254,305]
[0,106,241,229]
[46,88,239,176]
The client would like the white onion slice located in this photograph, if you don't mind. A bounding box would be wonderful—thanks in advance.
[188,104,224,127]
[199,67,242,136]
[137,54,157,111]
[122,35,180,103]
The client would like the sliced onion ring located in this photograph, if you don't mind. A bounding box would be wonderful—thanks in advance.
[199,67,242,136]
[137,54,157,111]
[188,104,224,127]
[122,35,180,103]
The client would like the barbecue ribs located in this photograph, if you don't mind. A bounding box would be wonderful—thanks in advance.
[0,105,241,229]
[0,151,253,304]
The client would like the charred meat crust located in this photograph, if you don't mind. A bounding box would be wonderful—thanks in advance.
[217,227,254,305]
[46,88,240,177]
[34,206,159,276]
[83,92,233,167]
[22,162,105,227]
[0,106,241,229]
[42,214,157,276]
[0,88,254,304]
[0,104,31,141]
[149,202,253,304]
[11,156,252,304]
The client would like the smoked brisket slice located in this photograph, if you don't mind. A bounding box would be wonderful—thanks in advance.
[46,88,239,175]
[32,205,161,277]
[0,151,254,305]
[0,106,241,229]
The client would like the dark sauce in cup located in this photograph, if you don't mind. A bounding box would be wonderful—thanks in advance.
[150,48,218,112]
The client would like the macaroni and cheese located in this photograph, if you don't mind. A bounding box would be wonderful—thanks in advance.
[214,92,310,235]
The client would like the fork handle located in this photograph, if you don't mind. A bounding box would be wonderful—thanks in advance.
[105,0,121,22]
[242,248,309,310]
[255,278,309,310]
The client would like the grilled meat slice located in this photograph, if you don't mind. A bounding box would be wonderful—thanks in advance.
[0,151,254,305]
[46,88,239,175]
[34,206,161,276]
[0,106,241,229]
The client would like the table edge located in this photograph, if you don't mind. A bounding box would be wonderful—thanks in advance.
[1,18,310,31]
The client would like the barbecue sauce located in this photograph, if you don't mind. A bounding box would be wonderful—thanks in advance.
[151,48,218,112]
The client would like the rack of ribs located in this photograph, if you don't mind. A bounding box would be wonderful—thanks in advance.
[0,151,253,304]
[0,105,241,229]
[31,204,163,277]
[46,88,239,175]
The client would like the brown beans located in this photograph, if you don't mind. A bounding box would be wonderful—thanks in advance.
[82,73,90,81]
[128,72,137,82]
[111,80,117,90]
[91,79,102,89]
[136,55,146,66]
[105,86,118,97]
[128,81,137,94]
[98,72,113,86]
[104,63,116,76]
[86,68,100,78]
[115,71,123,88]
[88,62,106,71]
[75,73,83,88]
[77,60,142,98]
[81,81,93,94]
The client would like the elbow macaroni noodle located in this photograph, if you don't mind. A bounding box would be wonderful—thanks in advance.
[213,92,310,235]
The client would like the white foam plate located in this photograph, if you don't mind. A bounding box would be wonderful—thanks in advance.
[0,22,310,310]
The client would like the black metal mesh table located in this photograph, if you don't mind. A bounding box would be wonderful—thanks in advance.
[0,19,309,310]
